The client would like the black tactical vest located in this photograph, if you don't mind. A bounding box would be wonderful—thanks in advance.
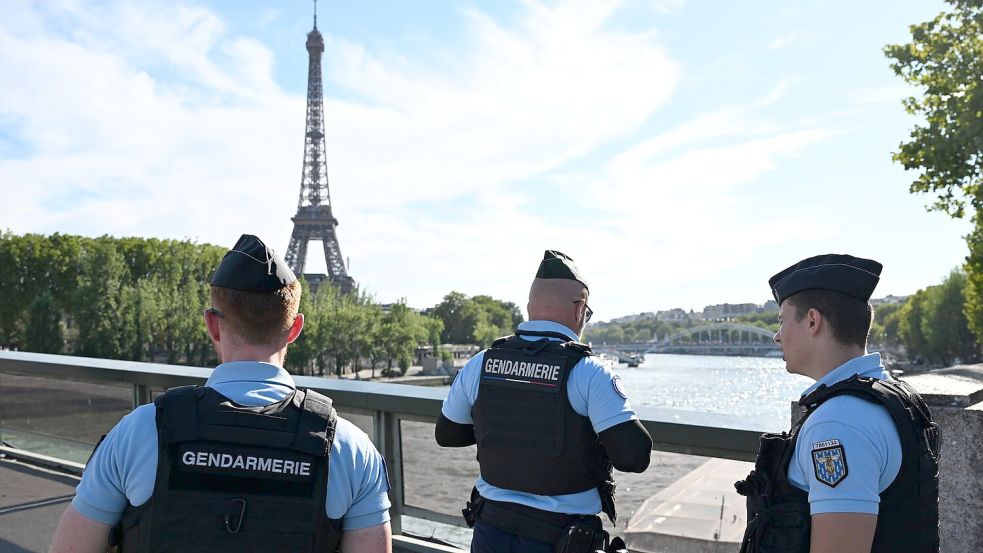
[471,330,617,522]
[115,385,343,553]
[735,375,941,553]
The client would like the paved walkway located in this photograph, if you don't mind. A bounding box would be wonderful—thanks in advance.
[0,458,79,553]
[625,458,752,553]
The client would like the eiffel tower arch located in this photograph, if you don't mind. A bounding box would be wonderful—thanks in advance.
[284,7,355,294]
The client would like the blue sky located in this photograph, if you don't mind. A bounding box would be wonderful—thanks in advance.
[0,0,971,319]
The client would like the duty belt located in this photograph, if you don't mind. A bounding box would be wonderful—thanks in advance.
[464,490,603,546]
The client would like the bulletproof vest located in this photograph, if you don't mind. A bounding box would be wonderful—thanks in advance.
[115,385,342,553]
[735,375,941,553]
[471,330,617,522]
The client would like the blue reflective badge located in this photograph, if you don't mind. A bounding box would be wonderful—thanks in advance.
[812,439,848,488]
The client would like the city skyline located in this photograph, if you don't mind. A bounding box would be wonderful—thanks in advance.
[0,1,971,319]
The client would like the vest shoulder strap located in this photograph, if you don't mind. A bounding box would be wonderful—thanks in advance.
[293,389,338,457]
[495,331,593,361]
[155,385,201,443]
[801,376,932,425]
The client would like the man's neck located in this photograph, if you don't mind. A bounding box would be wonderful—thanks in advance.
[805,344,868,382]
[218,346,286,366]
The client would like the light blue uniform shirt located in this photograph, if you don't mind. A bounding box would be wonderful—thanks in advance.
[788,353,903,515]
[441,321,637,515]
[73,362,391,531]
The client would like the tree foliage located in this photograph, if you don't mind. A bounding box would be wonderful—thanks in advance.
[897,269,979,365]
[886,0,983,343]
[431,291,524,347]
[0,233,440,377]
[25,291,64,354]
[884,0,983,219]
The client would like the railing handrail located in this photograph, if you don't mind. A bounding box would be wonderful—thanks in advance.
[0,350,764,540]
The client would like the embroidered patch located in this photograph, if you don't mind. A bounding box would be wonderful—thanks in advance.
[811,439,848,488]
[612,375,628,399]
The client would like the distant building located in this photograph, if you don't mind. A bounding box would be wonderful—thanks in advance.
[655,308,691,322]
[701,303,760,320]
[871,295,907,306]
[610,312,657,324]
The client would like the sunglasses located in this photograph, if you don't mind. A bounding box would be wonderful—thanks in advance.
[574,300,593,323]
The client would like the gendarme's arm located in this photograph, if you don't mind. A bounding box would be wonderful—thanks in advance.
[339,521,392,553]
[598,419,652,473]
[49,505,111,553]
[435,413,476,447]
[810,512,876,553]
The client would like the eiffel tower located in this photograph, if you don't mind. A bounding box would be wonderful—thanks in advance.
[284,3,355,294]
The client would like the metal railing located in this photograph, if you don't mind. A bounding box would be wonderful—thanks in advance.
[0,350,763,544]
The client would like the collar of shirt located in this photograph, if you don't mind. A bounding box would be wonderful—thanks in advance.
[205,361,297,405]
[516,320,579,342]
[800,352,886,398]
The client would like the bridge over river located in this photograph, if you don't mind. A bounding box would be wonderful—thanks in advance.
[594,322,781,358]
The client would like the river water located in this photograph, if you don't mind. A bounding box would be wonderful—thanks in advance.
[614,353,812,431]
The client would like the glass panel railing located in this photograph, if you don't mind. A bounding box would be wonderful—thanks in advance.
[400,419,477,547]
[334,408,376,444]
[0,374,133,464]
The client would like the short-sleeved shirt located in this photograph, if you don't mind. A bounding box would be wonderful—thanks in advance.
[72,361,391,531]
[441,320,637,515]
[788,352,903,515]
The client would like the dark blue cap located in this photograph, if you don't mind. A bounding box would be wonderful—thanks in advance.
[210,234,296,292]
[535,250,588,291]
[769,254,882,304]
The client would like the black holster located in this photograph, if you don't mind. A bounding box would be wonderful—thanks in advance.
[462,487,484,529]
[598,477,617,524]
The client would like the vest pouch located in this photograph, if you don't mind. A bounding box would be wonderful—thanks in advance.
[740,502,809,553]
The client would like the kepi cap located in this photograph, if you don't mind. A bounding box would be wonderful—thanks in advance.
[210,234,296,292]
[769,253,882,305]
[535,250,588,291]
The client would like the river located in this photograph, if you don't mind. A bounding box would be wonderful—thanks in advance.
[612,353,812,431]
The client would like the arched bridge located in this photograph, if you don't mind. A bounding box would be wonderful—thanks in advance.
[656,322,779,356]
[594,322,780,358]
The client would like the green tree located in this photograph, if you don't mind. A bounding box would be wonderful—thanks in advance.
[885,0,983,340]
[287,278,319,375]
[75,238,129,359]
[433,291,474,344]
[922,269,979,364]
[899,288,931,362]
[433,291,521,345]
[870,302,904,347]
[897,270,980,365]
[25,290,64,354]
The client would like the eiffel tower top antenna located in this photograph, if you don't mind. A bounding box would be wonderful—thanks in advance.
[313,0,317,29]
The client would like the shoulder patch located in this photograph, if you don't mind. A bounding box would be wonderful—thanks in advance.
[811,439,848,488]
[612,375,628,399]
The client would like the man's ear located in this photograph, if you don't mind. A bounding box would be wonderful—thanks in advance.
[285,313,305,344]
[807,308,823,336]
[204,309,222,343]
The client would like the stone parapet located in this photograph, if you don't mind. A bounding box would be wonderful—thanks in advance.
[904,371,983,553]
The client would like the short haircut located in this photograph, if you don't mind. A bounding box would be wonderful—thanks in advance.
[786,289,873,348]
[210,279,302,346]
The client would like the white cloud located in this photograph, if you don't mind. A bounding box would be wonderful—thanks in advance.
[768,33,800,50]
[3,0,923,318]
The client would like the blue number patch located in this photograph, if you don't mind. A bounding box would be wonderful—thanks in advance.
[811,440,848,488]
